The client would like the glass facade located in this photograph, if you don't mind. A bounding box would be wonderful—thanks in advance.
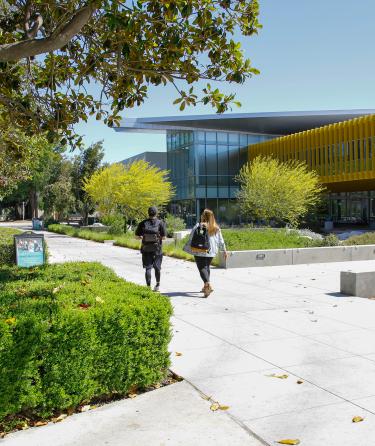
[328,191,375,225]
[167,130,274,225]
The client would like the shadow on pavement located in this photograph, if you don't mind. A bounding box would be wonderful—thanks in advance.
[163,291,204,299]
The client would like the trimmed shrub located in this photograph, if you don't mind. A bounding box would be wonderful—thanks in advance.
[0,262,172,420]
[101,214,125,235]
[0,228,21,266]
[164,214,186,238]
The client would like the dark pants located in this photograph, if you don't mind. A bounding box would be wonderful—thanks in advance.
[142,252,162,286]
[194,256,213,283]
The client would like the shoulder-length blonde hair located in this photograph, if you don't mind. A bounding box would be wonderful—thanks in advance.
[201,209,220,236]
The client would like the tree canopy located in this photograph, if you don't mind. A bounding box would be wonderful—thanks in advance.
[236,156,325,227]
[84,160,174,222]
[0,111,51,199]
[0,0,261,145]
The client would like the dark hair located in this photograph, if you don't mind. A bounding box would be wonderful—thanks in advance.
[148,206,158,217]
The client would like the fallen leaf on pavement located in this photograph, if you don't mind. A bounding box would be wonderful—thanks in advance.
[34,421,48,427]
[210,402,220,411]
[175,352,182,356]
[219,405,230,410]
[352,416,364,423]
[267,374,289,379]
[277,440,300,445]
[296,380,304,384]
[52,414,67,423]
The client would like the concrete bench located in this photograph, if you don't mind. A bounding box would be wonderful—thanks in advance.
[340,271,375,299]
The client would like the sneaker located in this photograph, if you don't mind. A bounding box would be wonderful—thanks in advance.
[153,284,160,292]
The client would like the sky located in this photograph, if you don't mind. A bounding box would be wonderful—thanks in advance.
[74,0,375,163]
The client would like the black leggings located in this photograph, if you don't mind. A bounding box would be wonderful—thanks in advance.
[143,253,162,286]
[194,256,213,283]
[145,266,161,287]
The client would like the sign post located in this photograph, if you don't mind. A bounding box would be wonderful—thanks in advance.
[14,232,45,268]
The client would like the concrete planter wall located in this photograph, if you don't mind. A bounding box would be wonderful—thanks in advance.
[218,244,375,269]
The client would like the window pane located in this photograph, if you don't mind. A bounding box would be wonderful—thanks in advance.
[218,145,228,176]
[206,132,217,144]
[217,132,228,144]
[196,131,205,143]
[206,145,217,176]
[240,134,248,147]
[196,144,206,175]
[228,146,239,175]
[229,133,239,145]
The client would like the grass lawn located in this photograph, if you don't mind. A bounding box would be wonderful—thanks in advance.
[47,225,328,268]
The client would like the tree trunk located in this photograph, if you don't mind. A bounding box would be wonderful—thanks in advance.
[29,189,39,219]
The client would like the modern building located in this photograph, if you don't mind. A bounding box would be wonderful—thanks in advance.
[116,110,375,226]
[121,151,167,171]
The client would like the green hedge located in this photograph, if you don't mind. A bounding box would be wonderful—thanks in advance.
[0,228,21,266]
[0,262,172,420]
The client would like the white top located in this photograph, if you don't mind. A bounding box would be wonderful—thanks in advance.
[184,223,227,258]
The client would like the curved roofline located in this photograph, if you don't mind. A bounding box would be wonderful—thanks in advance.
[115,109,375,136]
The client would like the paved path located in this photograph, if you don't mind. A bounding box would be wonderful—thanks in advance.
[5,224,375,445]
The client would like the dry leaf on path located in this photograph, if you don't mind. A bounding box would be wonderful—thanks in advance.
[267,374,289,379]
[175,352,182,356]
[219,405,230,410]
[296,380,304,384]
[52,414,67,423]
[277,439,301,445]
[210,402,220,411]
[352,416,364,423]
[34,421,48,427]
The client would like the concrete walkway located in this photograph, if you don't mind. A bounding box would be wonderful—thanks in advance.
[4,224,375,445]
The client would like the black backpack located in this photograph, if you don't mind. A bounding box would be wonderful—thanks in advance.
[142,219,161,253]
[191,224,210,253]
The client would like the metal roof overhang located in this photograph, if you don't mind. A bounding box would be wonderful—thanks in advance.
[115,109,375,136]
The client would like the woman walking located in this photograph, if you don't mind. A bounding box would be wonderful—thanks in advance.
[184,209,228,297]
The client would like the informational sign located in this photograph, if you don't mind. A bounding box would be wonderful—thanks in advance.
[14,232,45,267]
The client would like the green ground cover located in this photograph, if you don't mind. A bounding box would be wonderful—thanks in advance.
[0,228,21,266]
[0,262,172,424]
[48,224,331,260]
[222,228,317,250]
[343,232,375,246]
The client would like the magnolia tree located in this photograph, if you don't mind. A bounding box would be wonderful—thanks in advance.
[84,160,174,228]
[0,0,261,145]
[236,156,325,227]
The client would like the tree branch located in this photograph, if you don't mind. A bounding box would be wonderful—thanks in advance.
[0,4,96,62]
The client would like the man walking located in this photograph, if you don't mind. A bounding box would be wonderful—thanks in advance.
[135,206,166,291]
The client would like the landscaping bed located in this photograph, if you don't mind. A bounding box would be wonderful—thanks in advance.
[48,224,340,265]
[0,227,21,266]
[0,262,173,432]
